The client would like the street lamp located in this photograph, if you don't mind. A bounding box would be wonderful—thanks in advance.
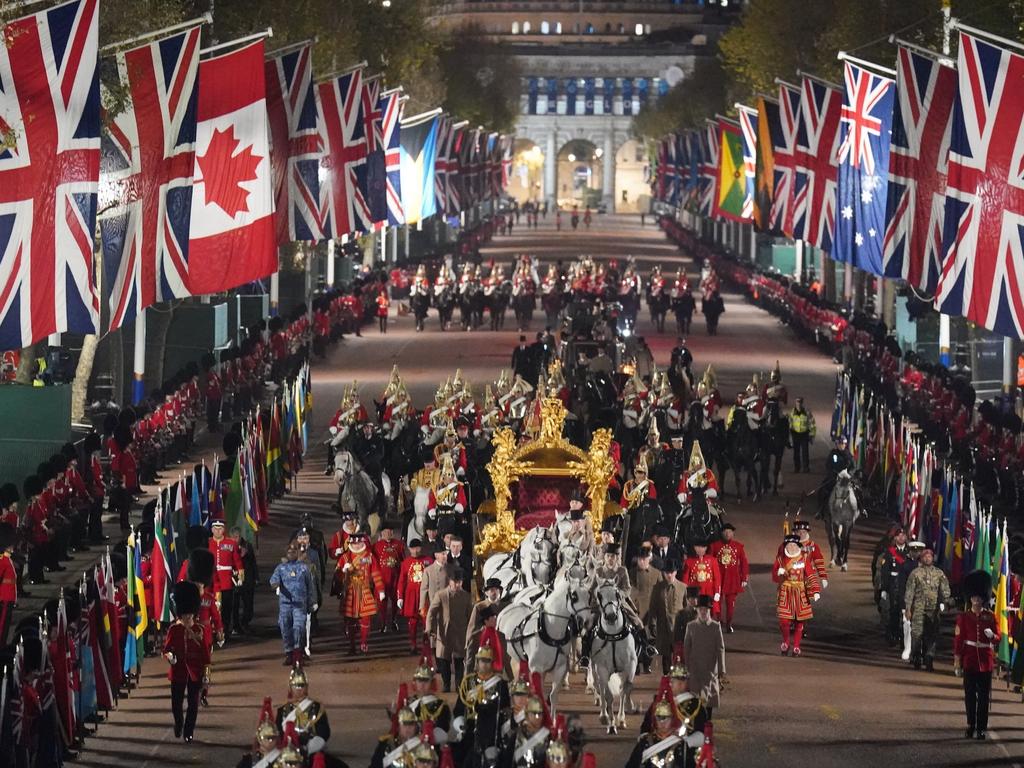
[568,153,576,162]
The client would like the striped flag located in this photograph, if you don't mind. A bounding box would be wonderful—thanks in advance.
[123,532,147,675]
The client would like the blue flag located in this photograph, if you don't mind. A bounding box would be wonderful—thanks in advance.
[399,111,440,224]
[833,61,895,274]
[565,78,578,116]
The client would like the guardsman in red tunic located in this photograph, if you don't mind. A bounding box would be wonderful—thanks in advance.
[374,521,406,633]
[676,442,720,508]
[163,581,210,742]
[954,570,1000,740]
[792,520,829,588]
[681,542,722,617]
[376,290,390,334]
[203,356,223,432]
[397,539,432,653]
[772,533,821,656]
[209,520,244,640]
[329,511,360,560]
[0,522,17,644]
[336,531,385,654]
[709,523,749,633]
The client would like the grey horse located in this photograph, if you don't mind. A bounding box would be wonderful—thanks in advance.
[332,450,378,528]
[824,470,863,571]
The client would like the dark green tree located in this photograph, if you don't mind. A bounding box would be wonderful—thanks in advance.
[437,24,521,133]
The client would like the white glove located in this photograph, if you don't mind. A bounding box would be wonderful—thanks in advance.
[740,581,748,588]
[342,562,352,572]
[813,593,821,602]
[939,603,945,612]
[821,579,829,589]
[880,591,887,601]
[312,604,318,612]
[706,488,718,500]
[984,628,995,639]
[713,593,720,602]
[776,568,786,577]
[379,592,386,602]
[397,598,404,609]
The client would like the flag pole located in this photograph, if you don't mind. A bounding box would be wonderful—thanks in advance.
[402,107,444,127]
[317,60,369,83]
[795,70,843,91]
[265,36,318,59]
[100,14,212,54]
[888,36,955,67]
[836,51,897,77]
[773,77,801,91]
[754,92,779,104]
[201,27,273,57]
[951,20,1024,54]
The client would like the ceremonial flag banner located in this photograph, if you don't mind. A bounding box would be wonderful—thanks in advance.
[362,76,388,227]
[754,96,783,233]
[151,496,174,624]
[737,105,758,220]
[264,43,323,243]
[188,41,276,294]
[379,90,405,225]
[833,60,895,275]
[774,83,802,236]
[699,122,719,217]
[793,77,843,252]
[434,116,451,213]
[399,112,440,225]
[714,118,747,222]
[100,25,200,331]
[0,0,101,351]
[448,126,464,214]
[883,46,956,292]
[318,67,371,238]
[937,31,1024,339]
[684,131,702,211]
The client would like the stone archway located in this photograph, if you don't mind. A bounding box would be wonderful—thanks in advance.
[555,138,602,209]
[509,138,544,204]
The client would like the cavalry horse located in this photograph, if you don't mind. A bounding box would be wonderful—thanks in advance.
[759,399,790,495]
[824,470,863,571]
[673,483,723,550]
[332,450,382,529]
[723,406,762,501]
[589,580,638,734]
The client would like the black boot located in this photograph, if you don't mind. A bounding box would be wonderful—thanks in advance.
[578,632,593,669]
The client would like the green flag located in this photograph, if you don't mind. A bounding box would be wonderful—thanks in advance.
[713,118,747,222]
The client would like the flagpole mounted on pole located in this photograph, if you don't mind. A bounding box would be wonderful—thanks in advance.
[132,311,146,406]
[100,14,213,54]
[836,51,897,77]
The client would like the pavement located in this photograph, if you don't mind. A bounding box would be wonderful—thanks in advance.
[73,214,1024,768]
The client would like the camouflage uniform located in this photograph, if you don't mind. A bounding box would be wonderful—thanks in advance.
[904,563,951,668]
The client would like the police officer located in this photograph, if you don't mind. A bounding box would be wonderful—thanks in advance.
[269,542,316,666]
[788,397,815,473]
[819,436,853,516]
[904,546,951,671]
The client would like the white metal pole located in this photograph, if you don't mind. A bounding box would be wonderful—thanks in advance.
[390,225,398,263]
[1004,337,1015,394]
[794,239,804,281]
[270,271,280,317]
[326,239,336,287]
[749,223,756,264]
[939,0,953,366]
[132,310,146,405]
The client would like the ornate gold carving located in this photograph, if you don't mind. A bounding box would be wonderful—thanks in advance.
[476,398,615,557]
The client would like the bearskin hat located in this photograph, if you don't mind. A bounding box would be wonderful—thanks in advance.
[172,581,202,617]
[188,548,215,587]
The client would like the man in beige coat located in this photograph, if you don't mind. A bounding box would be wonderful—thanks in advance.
[465,578,506,669]
[631,546,660,673]
[647,558,684,674]
[683,594,727,719]
[427,569,472,692]
[419,549,449,618]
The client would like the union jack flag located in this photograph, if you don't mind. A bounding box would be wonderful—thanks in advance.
[361,75,387,227]
[501,134,513,194]
[938,32,1024,338]
[318,67,370,238]
[682,131,702,211]
[434,115,451,213]
[833,61,895,275]
[883,46,955,292]
[699,120,719,217]
[448,125,465,213]
[676,133,690,205]
[265,44,323,244]
[0,0,100,351]
[792,77,843,252]
[773,83,801,235]
[486,132,501,199]
[379,89,404,226]
[737,104,759,219]
[665,136,679,206]
[100,26,200,331]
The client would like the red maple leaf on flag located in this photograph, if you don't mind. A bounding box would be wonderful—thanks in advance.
[196,126,261,217]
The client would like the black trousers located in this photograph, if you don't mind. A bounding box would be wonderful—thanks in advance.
[964,671,992,731]
[171,679,203,737]
[234,585,255,629]
[219,588,235,637]
[206,398,221,431]
[436,657,464,692]
[792,432,810,471]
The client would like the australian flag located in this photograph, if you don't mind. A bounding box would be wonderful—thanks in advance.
[833,61,895,275]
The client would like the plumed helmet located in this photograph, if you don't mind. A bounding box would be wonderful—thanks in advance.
[397,706,418,726]
[510,659,531,695]
[187,548,215,587]
[288,663,308,688]
[172,581,201,617]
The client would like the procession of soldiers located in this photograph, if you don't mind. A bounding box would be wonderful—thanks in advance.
[3,240,1015,768]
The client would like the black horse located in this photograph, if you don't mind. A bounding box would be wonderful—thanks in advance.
[647,288,670,333]
[672,292,695,335]
[722,406,761,500]
[758,400,790,495]
[410,291,429,332]
[673,484,723,550]
[434,285,455,331]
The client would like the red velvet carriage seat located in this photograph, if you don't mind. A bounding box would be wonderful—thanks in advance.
[513,475,581,529]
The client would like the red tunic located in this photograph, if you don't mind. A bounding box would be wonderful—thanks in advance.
[376,295,390,318]
[681,555,722,604]
[329,526,358,560]
[709,540,748,596]
[163,622,210,683]
[198,589,223,649]
[772,553,821,622]
[427,483,467,515]
[954,609,1000,673]
[0,553,17,602]
[209,536,243,593]
[676,471,719,506]
[337,548,384,619]
[373,538,406,597]
[396,555,431,619]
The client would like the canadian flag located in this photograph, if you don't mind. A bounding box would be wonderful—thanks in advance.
[187,40,276,295]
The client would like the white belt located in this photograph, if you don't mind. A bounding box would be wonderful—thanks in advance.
[965,640,992,649]
[216,566,233,571]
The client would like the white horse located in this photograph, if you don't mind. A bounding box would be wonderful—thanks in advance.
[332,451,383,530]
[498,563,593,714]
[482,526,558,598]
[589,581,637,734]
[406,478,431,545]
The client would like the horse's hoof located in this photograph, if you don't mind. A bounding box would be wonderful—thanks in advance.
[841,563,848,572]
[607,725,616,736]
[829,560,836,568]
[600,714,608,725]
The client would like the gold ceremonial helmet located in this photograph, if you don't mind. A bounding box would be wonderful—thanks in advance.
[634,455,649,478]
[438,454,457,483]
[688,442,707,475]
[476,644,495,662]
[703,364,717,390]
[412,742,439,765]
[452,368,465,392]
[547,264,557,277]
[444,417,458,443]
[510,677,530,696]
[288,664,308,688]
[256,720,278,741]
[397,706,418,725]
[647,418,661,444]
[526,695,545,715]
[339,383,351,410]
[669,656,688,680]
[416,264,426,276]
[546,739,571,766]
[273,746,305,768]
[413,654,435,681]
[653,698,674,719]
[746,373,761,396]
[770,360,781,384]
[383,365,402,398]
